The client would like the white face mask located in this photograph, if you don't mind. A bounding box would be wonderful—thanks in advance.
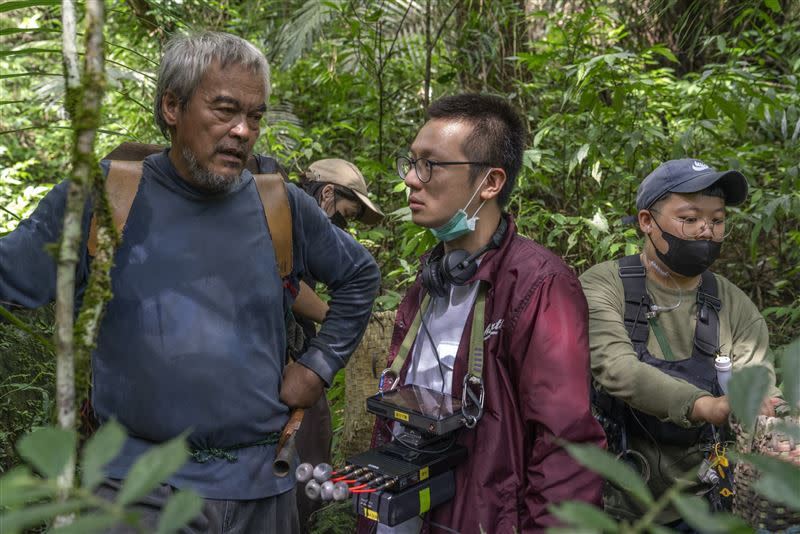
[430,170,490,242]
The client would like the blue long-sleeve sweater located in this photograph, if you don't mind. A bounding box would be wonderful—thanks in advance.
[0,150,381,499]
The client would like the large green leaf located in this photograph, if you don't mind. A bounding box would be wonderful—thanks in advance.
[780,337,800,407]
[740,453,800,511]
[728,365,771,432]
[0,466,55,508]
[547,501,617,532]
[49,513,121,533]
[773,421,800,442]
[17,427,77,479]
[81,419,127,491]
[0,500,86,532]
[670,495,750,533]
[116,435,189,506]
[561,443,654,506]
[0,0,60,13]
[156,490,204,534]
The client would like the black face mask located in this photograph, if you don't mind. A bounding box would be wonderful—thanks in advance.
[650,216,721,277]
[329,211,347,229]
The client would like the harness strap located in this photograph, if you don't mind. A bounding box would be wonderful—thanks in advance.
[648,317,676,361]
[618,255,650,345]
[618,255,721,359]
[693,270,721,358]
[89,143,294,280]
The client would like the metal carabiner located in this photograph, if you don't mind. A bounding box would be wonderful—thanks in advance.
[378,368,398,394]
[461,374,485,428]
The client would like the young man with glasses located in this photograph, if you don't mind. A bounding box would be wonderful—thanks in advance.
[360,94,605,534]
[580,159,783,528]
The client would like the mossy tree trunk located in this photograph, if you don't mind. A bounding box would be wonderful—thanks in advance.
[54,0,109,524]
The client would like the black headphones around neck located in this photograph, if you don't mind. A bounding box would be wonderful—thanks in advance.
[421,217,508,298]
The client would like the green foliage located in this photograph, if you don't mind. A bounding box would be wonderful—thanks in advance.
[1,1,799,532]
[116,433,190,506]
[728,365,772,432]
[80,419,126,491]
[0,306,54,473]
[560,442,654,508]
[0,422,201,533]
[778,337,800,406]
[156,489,204,534]
[548,500,618,533]
[669,494,750,533]
[17,426,76,479]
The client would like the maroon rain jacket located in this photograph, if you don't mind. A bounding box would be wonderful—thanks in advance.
[358,215,605,534]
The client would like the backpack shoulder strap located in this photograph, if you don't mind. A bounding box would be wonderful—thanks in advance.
[693,271,721,358]
[618,254,651,345]
[87,160,143,256]
[253,173,293,278]
[91,143,295,280]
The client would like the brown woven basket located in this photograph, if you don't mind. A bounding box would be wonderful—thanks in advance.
[338,311,396,460]
[733,415,800,532]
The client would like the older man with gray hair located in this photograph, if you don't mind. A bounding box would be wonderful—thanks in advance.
[0,32,380,533]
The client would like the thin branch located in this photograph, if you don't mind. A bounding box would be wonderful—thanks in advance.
[379,0,414,74]
[0,304,55,351]
[0,205,22,221]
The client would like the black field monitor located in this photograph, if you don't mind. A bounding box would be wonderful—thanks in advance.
[366,384,466,436]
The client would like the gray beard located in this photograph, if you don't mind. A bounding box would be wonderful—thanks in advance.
[181,146,243,194]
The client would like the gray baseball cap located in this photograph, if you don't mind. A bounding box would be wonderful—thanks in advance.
[636,158,749,210]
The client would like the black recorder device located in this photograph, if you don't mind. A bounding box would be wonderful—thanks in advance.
[346,384,469,526]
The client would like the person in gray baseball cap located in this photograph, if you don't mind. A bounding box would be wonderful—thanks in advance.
[580,158,783,529]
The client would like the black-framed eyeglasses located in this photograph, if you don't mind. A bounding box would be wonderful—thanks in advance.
[395,155,493,183]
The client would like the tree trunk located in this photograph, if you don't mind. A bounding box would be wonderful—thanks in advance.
[54,0,106,525]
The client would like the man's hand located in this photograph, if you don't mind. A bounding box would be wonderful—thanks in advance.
[280,362,325,409]
[690,395,730,425]
[691,395,782,425]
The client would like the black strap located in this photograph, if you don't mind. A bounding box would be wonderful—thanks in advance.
[693,271,721,358]
[618,255,650,345]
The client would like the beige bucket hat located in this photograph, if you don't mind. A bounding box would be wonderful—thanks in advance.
[306,158,385,224]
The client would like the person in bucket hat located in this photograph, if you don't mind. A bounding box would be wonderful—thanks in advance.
[301,158,384,229]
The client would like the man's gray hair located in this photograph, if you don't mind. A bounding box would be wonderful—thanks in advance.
[154,31,271,139]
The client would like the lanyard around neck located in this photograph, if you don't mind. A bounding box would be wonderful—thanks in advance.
[388,282,488,386]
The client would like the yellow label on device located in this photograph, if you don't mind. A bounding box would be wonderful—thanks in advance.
[419,466,429,481]
[364,508,378,521]
[419,487,431,513]
[394,410,409,422]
